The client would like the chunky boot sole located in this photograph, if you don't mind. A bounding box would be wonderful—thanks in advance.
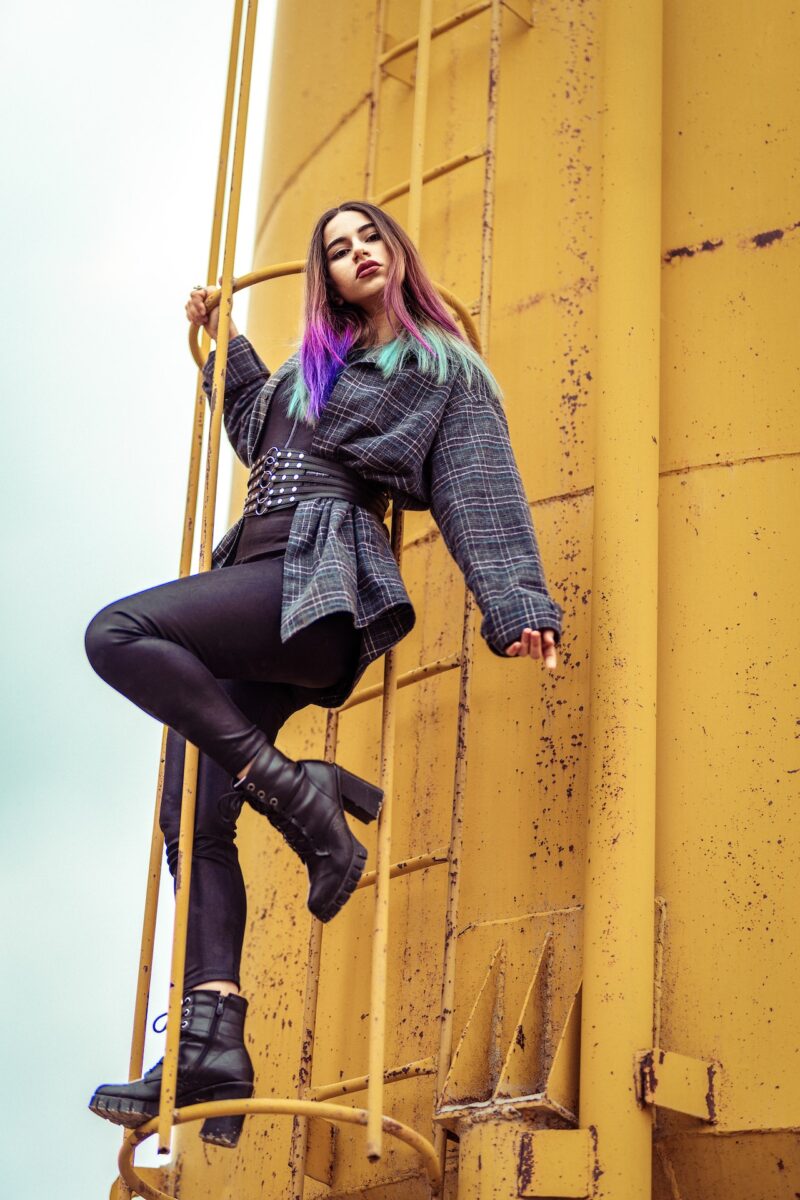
[89,1091,153,1129]
[313,837,368,923]
[88,1078,253,1144]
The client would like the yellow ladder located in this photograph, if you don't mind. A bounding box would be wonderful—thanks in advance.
[286,1,535,1194]
[114,2,535,1197]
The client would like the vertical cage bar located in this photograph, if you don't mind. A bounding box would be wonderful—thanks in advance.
[125,0,244,1093]
[156,0,261,1156]
[364,0,387,195]
[119,2,247,1189]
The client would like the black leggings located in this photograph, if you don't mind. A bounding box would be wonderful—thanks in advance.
[84,554,361,989]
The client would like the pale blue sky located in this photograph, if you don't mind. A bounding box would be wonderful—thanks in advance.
[0,2,277,1194]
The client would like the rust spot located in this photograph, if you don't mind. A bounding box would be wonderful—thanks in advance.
[752,227,783,248]
[639,1050,657,1101]
[590,1125,603,1183]
[517,1131,534,1192]
[516,1024,526,1051]
[706,1062,717,1123]
[663,238,723,263]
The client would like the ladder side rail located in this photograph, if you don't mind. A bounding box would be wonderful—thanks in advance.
[126,0,244,1090]
[156,0,261,1156]
[431,0,503,1184]
[364,0,388,197]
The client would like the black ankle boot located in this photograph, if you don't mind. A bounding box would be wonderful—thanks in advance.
[238,743,383,922]
[88,990,254,1148]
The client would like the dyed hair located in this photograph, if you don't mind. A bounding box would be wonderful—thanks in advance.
[287,200,501,424]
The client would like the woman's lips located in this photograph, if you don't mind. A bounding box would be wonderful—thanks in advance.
[356,262,380,279]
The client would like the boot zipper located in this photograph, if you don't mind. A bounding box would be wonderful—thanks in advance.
[192,994,226,1076]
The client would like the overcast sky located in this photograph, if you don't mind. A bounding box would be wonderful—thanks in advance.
[0,3,277,1194]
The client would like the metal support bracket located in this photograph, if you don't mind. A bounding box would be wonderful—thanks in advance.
[458,1121,597,1199]
[635,1048,719,1122]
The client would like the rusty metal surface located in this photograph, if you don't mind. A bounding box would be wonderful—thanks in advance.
[166,1,800,1197]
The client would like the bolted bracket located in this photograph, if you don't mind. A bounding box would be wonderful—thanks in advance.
[635,1048,719,1122]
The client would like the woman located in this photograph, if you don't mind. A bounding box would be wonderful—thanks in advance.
[85,201,563,1145]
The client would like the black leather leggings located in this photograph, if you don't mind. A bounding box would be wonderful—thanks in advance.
[84,554,361,988]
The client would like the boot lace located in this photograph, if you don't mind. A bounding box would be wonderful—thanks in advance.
[150,997,193,1035]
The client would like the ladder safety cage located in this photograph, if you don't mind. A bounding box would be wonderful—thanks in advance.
[115,1,534,1197]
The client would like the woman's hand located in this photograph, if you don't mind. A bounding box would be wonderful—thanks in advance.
[185,278,238,342]
[504,627,558,671]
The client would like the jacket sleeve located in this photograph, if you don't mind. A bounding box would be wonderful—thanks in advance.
[425,367,563,656]
[202,334,270,465]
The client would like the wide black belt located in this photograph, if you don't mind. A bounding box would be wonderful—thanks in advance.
[243,446,390,522]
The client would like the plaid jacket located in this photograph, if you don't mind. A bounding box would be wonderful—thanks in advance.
[204,335,563,708]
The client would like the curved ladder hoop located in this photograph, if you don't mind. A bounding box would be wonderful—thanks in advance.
[187,263,481,370]
[119,1101,442,1200]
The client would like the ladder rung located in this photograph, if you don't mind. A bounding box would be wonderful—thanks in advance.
[374,146,486,206]
[356,847,449,891]
[309,1055,437,1102]
[338,653,462,711]
[380,1,492,68]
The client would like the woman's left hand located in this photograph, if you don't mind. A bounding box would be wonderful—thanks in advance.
[504,627,558,671]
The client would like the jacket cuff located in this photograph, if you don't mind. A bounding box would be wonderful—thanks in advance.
[202,334,269,397]
[481,593,564,658]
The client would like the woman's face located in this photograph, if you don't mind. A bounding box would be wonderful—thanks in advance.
[323,209,396,312]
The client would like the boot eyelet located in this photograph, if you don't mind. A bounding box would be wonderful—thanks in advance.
[257,789,266,800]
[181,1020,189,1029]
[269,796,279,809]
[246,782,255,792]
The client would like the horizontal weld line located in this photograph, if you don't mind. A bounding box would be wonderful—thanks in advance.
[662,448,800,477]
[402,452,797,550]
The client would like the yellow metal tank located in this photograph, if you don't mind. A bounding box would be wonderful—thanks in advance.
[166,2,800,1197]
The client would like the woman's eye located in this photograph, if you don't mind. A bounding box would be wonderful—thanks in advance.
[367,232,381,242]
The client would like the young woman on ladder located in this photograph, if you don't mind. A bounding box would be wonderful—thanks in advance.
[84,200,563,1146]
